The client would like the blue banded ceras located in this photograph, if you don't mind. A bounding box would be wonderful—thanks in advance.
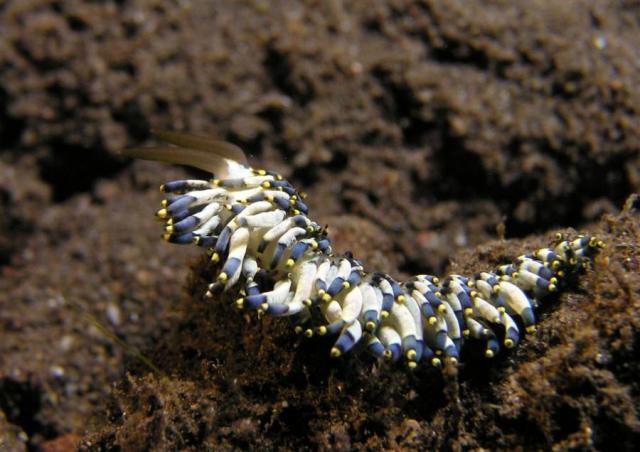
[123,130,604,369]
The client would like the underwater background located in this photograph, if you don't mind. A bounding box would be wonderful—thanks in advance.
[1,0,639,450]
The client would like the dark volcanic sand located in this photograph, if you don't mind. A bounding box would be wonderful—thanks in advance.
[1,0,639,450]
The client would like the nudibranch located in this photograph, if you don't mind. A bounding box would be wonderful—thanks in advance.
[124,130,604,369]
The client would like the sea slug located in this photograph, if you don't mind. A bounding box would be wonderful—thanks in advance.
[123,129,603,369]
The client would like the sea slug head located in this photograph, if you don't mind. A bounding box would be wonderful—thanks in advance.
[120,128,251,179]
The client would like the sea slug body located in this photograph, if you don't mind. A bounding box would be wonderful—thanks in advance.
[124,130,604,369]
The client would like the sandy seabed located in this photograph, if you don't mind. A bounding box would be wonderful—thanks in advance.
[1,1,639,450]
